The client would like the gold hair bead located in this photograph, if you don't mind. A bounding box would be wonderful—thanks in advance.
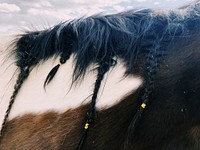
[58,62,62,66]
[84,123,89,129]
[141,103,146,109]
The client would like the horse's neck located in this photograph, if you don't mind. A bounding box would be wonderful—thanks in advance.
[0,37,142,130]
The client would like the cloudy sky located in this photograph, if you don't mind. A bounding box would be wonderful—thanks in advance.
[0,0,193,35]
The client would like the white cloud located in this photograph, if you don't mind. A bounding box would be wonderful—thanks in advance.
[71,0,129,6]
[27,8,39,15]
[32,3,42,8]
[0,3,21,13]
[27,4,108,21]
[154,2,160,5]
[113,5,125,12]
[135,0,147,2]
[127,6,134,9]
[165,0,190,2]
[40,0,52,7]
[27,8,73,20]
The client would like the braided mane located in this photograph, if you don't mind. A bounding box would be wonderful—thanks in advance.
[1,1,200,149]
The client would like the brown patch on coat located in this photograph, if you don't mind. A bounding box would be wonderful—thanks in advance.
[189,125,200,142]
[0,89,141,150]
[0,108,87,150]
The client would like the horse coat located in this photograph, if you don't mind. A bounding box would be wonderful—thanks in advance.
[0,2,200,150]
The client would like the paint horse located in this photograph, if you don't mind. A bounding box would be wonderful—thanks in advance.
[0,2,200,150]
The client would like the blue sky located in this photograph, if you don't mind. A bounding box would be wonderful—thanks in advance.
[0,0,193,34]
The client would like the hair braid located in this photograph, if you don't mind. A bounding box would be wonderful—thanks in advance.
[0,41,34,140]
[125,49,159,148]
[0,36,36,139]
[76,58,116,150]
[0,67,30,141]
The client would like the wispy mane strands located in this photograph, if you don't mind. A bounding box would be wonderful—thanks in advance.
[11,3,200,82]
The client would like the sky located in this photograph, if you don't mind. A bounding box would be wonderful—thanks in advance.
[0,0,194,35]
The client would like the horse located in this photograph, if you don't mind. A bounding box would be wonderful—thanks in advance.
[0,1,200,150]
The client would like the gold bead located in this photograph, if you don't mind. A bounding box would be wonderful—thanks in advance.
[58,62,62,66]
[141,103,146,109]
[84,123,89,129]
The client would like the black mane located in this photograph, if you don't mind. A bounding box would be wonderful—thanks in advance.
[12,2,200,80]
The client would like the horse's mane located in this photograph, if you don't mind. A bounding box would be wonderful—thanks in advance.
[1,1,200,149]
[12,2,200,80]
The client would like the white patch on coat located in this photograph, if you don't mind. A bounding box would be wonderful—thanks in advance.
[0,36,143,130]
